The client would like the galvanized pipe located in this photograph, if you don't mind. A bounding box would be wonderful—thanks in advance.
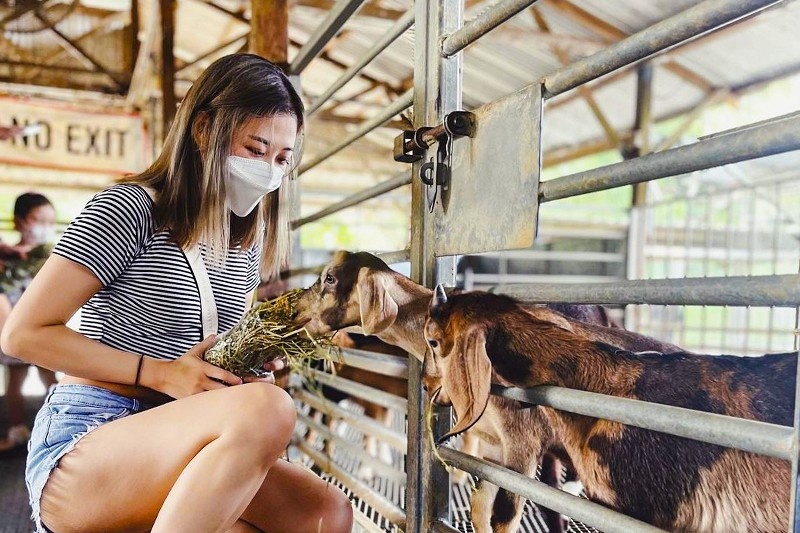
[539,115,800,202]
[335,347,409,378]
[542,0,781,98]
[296,413,407,485]
[491,273,800,307]
[289,0,367,75]
[297,441,407,529]
[441,0,542,57]
[430,520,462,533]
[279,248,410,280]
[305,367,408,412]
[495,385,795,461]
[291,172,412,229]
[437,446,666,533]
[299,90,413,175]
[295,389,408,452]
[308,9,415,114]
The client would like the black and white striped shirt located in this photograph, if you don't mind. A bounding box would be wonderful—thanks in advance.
[54,184,261,360]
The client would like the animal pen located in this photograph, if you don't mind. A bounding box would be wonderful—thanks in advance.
[284,0,800,532]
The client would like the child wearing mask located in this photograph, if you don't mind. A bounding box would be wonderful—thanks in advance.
[0,192,58,454]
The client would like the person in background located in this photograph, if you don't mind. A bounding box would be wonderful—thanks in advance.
[2,54,353,533]
[0,193,59,454]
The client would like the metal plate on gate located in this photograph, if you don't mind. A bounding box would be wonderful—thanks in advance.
[434,82,542,256]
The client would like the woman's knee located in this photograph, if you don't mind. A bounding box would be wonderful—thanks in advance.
[220,384,296,456]
[318,485,353,533]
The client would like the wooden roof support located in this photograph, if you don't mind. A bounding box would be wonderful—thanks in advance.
[160,0,176,133]
[33,12,127,91]
[532,7,620,148]
[0,0,54,29]
[177,34,249,74]
[20,11,131,82]
[294,0,404,21]
[250,0,289,67]
[127,0,158,108]
[548,0,713,92]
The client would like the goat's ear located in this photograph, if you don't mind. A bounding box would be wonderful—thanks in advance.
[438,325,492,443]
[357,269,399,335]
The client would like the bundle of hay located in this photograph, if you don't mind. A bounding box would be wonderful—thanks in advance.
[0,243,53,292]
[205,288,335,379]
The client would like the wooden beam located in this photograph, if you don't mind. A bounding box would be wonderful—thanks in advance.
[131,0,140,71]
[177,34,248,73]
[160,0,176,133]
[0,0,54,29]
[532,7,619,148]
[127,0,158,107]
[21,11,130,82]
[34,12,126,90]
[548,0,713,92]
[293,0,404,21]
[250,0,289,68]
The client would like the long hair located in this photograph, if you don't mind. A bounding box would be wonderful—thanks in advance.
[125,53,304,279]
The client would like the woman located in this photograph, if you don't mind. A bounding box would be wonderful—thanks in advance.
[0,192,59,454]
[2,54,353,533]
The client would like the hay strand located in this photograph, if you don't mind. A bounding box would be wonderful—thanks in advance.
[205,288,336,378]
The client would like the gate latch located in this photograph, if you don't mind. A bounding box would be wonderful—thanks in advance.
[393,111,476,212]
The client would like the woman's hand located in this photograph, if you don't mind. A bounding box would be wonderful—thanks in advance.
[242,357,286,385]
[144,335,243,398]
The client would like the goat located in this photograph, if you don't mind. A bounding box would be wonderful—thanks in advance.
[424,288,794,533]
[293,251,643,532]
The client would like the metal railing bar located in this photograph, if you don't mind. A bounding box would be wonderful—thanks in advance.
[279,249,410,280]
[296,413,408,485]
[292,172,412,229]
[375,249,411,264]
[296,389,408,452]
[298,90,413,175]
[542,0,781,99]
[289,0,367,75]
[308,9,415,115]
[490,273,800,307]
[297,441,407,529]
[332,347,409,378]
[431,520,462,533]
[539,115,800,203]
[437,446,666,533]
[305,367,408,412]
[472,250,626,263]
[441,0,542,57]
[352,507,388,533]
[493,384,795,461]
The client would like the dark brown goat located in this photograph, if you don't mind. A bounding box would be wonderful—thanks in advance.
[294,251,653,533]
[424,289,794,533]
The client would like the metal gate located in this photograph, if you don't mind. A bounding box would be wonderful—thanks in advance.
[285,0,800,531]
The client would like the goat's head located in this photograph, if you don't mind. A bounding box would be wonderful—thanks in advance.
[293,251,401,337]
[424,287,578,443]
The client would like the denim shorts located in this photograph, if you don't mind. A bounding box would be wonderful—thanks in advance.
[26,384,150,533]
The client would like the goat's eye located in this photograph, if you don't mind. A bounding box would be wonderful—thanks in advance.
[324,273,335,285]
[428,339,439,349]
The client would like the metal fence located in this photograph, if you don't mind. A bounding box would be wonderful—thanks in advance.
[284,0,800,531]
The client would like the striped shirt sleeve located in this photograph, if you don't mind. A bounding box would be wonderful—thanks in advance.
[246,241,262,293]
[53,184,153,286]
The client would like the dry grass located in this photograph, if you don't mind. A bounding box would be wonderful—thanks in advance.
[205,288,336,378]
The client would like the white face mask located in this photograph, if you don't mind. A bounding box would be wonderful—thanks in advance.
[226,155,285,217]
[28,224,55,245]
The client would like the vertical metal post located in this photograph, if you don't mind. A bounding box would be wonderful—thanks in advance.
[791,255,800,531]
[624,62,653,331]
[407,0,462,530]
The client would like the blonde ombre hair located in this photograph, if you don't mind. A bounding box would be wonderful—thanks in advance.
[125,53,304,280]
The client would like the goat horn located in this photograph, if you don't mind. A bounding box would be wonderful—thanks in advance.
[433,284,447,308]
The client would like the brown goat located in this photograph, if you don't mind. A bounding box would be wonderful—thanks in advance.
[293,251,645,533]
[424,288,794,533]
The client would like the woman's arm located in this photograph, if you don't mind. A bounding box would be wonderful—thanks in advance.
[1,254,241,397]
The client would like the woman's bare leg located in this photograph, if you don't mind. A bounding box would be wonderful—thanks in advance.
[227,520,261,533]
[40,383,297,533]
[239,459,353,533]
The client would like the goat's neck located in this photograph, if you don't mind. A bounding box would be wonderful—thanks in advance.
[498,326,637,396]
[378,275,431,359]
